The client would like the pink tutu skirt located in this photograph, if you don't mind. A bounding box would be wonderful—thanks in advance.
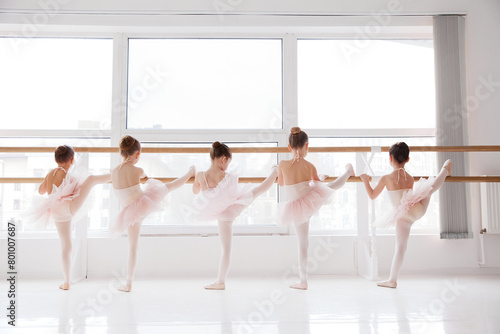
[376,177,435,227]
[279,180,333,226]
[193,173,254,222]
[111,179,169,235]
[25,175,82,228]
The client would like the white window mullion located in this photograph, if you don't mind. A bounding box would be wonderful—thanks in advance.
[282,33,298,132]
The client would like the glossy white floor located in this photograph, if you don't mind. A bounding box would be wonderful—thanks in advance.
[2,275,499,334]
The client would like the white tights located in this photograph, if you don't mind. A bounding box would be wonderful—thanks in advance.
[54,174,110,285]
[388,166,449,282]
[125,221,143,286]
[55,221,72,284]
[216,221,233,284]
[326,167,352,190]
[214,168,278,284]
[295,222,310,283]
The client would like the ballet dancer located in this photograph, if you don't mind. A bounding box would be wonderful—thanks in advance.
[278,127,354,290]
[27,145,110,290]
[111,135,195,292]
[192,141,278,290]
[360,142,452,288]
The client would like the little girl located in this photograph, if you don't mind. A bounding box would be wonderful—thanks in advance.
[360,142,452,288]
[279,127,354,290]
[28,145,110,290]
[111,135,195,292]
[192,141,278,290]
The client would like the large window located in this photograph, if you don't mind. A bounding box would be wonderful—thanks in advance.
[298,39,435,129]
[0,38,113,130]
[127,39,283,129]
[0,25,439,235]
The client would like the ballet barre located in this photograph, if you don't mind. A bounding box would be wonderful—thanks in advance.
[1,145,500,153]
[1,176,499,184]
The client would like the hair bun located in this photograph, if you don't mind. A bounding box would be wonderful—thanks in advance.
[56,145,67,154]
[212,141,222,148]
[120,136,136,151]
[291,127,301,135]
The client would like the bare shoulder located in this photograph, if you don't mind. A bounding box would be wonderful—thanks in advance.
[378,174,391,186]
[304,159,315,168]
[134,165,145,175]
[408,174,415,187]
[279,160,292,168]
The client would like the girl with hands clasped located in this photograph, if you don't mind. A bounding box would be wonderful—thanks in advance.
[360,142,452,288]
[111,135,195,292]
[28,145,110,290]
[278,127,354,290]
[192,141,278,290]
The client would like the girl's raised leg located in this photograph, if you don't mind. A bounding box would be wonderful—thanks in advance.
[251,166,278,198]
[420,159,452,211]
[326,164,354,190]
[70,174,111,214]
[165,166,196,192]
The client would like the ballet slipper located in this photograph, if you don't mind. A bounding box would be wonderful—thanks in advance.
[442,159,453,176]
[204,282,226,290]
[377,280,397,289]
[345,163,355,176]
[319,174,329,182]
[118,284,132,292]
[59,282,70,290]
[290,281,308,290]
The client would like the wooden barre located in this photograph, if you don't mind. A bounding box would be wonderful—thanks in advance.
[1,146,500,154]
[1,176,499,184]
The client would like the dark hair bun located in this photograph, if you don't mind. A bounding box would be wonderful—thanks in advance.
[288,127,308,149]
[389,142,410,163]
[210,141,232,160]
[119,135,141,157]
[120,136,136,151]
[54,145,74,163]
[56,146,67,154]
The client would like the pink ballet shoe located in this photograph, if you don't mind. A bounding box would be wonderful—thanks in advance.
[319,174,329,182]
[271,165,279,176]
[204,282,226,290]
[290,281,308,290]
[189,165,197,177]
[118,284,132,292]
[377,280,397,289]
[442,159,452,176]
[345,163,355,177]
[59,282,70,290]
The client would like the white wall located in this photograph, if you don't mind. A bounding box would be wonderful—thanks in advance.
[1,0,499,280]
